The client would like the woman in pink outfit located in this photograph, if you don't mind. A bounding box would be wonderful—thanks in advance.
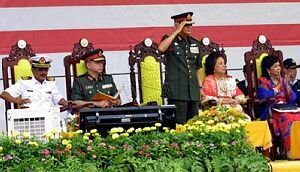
[201,51,245,111]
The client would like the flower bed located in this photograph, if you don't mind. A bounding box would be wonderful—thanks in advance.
[0,106,269,171]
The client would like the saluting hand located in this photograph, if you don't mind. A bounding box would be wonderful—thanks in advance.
[173,21,187,35]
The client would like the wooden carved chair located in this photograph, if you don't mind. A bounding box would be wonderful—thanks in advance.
[2,40,35,129]
[198,37,226,108]
[129,38,165,106]
[244,35,284,160]
[64,38,98,100]
[244,35,283,120]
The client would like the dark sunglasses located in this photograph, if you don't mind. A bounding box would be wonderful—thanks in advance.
[184,24,193,27]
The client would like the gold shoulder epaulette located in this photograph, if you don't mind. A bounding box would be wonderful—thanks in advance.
[21,76,32,80]
[46,77,55,81]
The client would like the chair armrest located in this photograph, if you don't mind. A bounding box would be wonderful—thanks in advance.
[254,97,275,105]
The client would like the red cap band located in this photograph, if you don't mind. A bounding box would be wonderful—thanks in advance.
[84,53,102,61]
[175,17,189,23]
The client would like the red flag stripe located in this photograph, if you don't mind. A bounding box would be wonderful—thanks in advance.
[1,0,300,7]
[0,24,300,54]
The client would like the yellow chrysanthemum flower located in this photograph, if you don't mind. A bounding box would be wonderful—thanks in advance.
[135,128,142,133]
[22,132,30,139]
[238,119,247,125]
[110,127,124,134]
[187,126,194,130]
[60,132,75,139]
[120,133,129,137]
[199,111,206,117]
[33,142,39,147]
[51,129,59,135]
[28,141,39,147]
[231,123,240,128]
[84,132,91,136]
[194,120,203,125]
[93,133,100,137]
[110,128,119,134]
[66,144,72,149]
[42,132,52,139]
[11,131,20,138]
[112,133,120,140]
[142,127,151,132]
[34,143,39,147]
[170,129,176,133]
[62,139,70,145]
[216,122,226,127]
[207,120,214,125]
[176,124,186,133]
[154,123,162,127]
[75,130,83,134]
[127,127,135,133]
[83,136,89,140]
[90,129,97,134]
[15,139,22,144]
[220,142,228,146]
[116,127,124,133]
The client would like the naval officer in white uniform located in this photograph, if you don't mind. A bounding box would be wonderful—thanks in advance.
[1,55,69,108]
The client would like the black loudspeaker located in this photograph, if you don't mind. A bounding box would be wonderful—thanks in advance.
[79,105,176,135]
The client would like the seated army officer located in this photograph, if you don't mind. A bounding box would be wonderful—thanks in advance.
[1,55,69,108]
[71,49,121,108]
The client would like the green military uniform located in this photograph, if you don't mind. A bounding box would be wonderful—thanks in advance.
[162,34,201,124]
[71,73,118,101]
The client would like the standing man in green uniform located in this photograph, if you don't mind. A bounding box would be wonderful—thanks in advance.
[158,12,202,124]
[71,49,121,108]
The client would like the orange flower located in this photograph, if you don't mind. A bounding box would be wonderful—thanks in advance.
[61,132,75,139]
[210,110,217,115]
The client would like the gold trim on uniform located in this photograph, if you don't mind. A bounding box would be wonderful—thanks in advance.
[39,57,46,64]
[46,77,55,81]
[21,76,32,80]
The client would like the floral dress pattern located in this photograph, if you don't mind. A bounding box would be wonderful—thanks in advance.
[258,76,300,151]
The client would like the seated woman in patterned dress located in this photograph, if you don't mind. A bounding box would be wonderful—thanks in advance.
[257,55,300,155]
[201,51,245,112]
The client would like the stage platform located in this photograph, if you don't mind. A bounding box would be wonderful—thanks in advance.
[269,160,300,172]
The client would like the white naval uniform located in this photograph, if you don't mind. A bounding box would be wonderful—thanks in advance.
[5,77,64,108]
